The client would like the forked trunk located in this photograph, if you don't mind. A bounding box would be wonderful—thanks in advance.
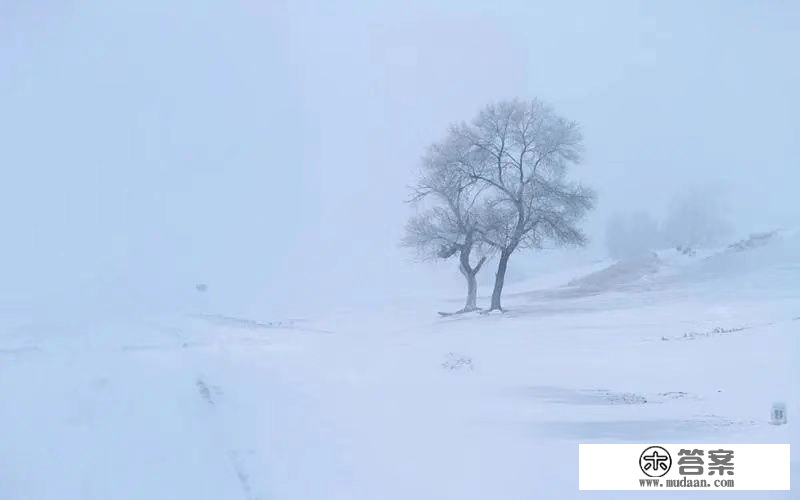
[458,236,485,312]
[460,264,479,312]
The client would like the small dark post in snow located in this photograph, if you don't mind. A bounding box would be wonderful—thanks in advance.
[770,402,787,425]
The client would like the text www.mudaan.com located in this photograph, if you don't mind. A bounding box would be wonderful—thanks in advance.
[639,478,735,488]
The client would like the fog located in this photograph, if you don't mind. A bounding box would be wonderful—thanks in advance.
[1,0,798,319]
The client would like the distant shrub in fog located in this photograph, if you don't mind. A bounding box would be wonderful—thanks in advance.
[606,187,733,259]
[605,211,661,259]
[661,187,733,250]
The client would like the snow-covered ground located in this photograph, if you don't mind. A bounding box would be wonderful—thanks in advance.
[0,231,797,499]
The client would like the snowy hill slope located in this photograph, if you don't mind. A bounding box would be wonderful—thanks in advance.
[517,227,800,299]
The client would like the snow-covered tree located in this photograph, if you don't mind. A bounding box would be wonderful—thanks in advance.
[450,99,596,311]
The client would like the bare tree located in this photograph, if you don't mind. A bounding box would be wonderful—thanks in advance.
[450,99,596,311]
[403,137,489,313]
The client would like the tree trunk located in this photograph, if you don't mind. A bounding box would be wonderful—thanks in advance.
[460,263,479,312]
[490,250,511,311]
[458,238,485,312]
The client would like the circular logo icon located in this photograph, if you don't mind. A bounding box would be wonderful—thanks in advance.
[639,446,672,477]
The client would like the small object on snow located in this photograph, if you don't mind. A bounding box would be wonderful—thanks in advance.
[659,391,689,400]
[667,326,746,342]
[196,283,208,293]
[441,352,474,371]
[196,379,214,405]
[770,402,787,425]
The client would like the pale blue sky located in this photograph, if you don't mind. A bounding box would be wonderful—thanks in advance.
[1,1,798,317]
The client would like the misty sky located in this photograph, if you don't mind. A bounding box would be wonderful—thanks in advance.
[1,1,798,318]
